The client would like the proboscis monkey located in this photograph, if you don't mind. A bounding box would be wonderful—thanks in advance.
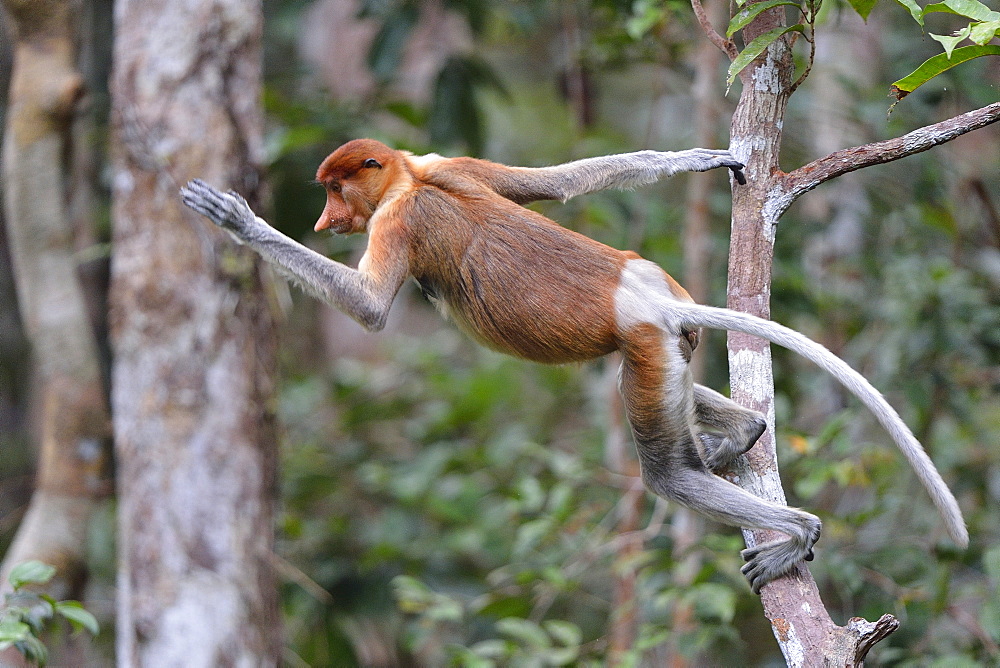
[181,139,967,593]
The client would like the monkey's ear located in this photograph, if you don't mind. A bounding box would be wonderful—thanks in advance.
[363,158,383,169]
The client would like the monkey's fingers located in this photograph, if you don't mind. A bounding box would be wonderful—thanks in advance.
[181,181,229,223]
[681,149,747,185]
[181,180,253,231]
[226,189,252,209]
[181,179,223,208]
[730,165,747,186]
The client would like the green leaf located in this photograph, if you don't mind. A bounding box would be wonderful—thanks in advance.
[894,0,925,24]
[449,646,498,668]
[970,19,1000,44]
[726,24,805,87]
[468,639,509,659]
[18,634,48,666]
[8,561,57,590]
[924,0,1000,21]
[635,624,670,651]
[477,594,531,620]
[890,45,1000,99]
[513,517,550,556]
[544,620,582,647]
[55,602,100,636]
[727,0,802,37]
[847,0,880,20]
[382,101,427,128]
[922,2,960,15]
[542,645,580,665]
[626,0,667,39]
[514,476,545,512]
[545,482,573,517]
[392,575,432,612]
[0,619,31,644]
[930,27,972,58]
[688,583,737,623]
[496,617,550,648]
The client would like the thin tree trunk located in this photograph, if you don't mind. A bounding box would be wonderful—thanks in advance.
[688,0,999,661]
[109,0,281,664]
[722,8,905,664]
[725,24,848,661]
[0,0,110,601]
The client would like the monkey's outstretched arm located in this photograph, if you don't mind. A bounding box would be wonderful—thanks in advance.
[451,149,746,204]
[181,180,407,331]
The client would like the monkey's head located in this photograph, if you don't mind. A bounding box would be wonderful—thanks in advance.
[314,139,404,234]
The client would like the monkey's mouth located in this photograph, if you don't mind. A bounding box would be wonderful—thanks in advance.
[319,219,352,234]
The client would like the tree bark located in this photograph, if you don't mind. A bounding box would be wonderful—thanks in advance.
[0,0,110,600]
[109,0,281,664]
[723,19,847,664]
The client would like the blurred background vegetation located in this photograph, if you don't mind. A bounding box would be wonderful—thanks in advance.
[2,0,999,664]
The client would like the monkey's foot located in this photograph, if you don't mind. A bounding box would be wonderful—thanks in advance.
[699,433,750,472]
[697,416,766,472]
[739,521,821,594]
[697,433,728,471]
[180,179,255,233]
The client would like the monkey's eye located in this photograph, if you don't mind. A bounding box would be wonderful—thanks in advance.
[329,182,342,193]
[362,158,382,169]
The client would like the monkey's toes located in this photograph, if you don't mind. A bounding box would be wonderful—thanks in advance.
[739,537,816,594]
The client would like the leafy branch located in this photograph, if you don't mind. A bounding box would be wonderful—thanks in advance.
[0,561,99,666]
[724,0,822,89]
[890,0,1000,99]
[719,0,1000,100]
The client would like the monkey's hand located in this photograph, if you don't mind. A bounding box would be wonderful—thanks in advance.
[180,179,259,238]
[669,148,746,185]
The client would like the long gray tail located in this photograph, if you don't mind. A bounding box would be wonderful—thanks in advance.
[667,301,968,547]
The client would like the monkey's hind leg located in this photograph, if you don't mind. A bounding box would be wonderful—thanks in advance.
[617,328,820,593]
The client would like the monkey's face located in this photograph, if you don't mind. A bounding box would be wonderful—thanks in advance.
[316,185,371,235]
[314,139,399,234]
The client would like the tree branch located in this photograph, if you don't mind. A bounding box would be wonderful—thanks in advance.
[849,614,901,664]
[778,100,1000,216]
[691,0,738,60]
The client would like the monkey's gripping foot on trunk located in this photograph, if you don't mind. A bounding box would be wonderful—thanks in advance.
[740,518,822,594]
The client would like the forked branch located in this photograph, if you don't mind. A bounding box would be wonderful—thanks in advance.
[691,0,739,60]
[776,100,1000,216]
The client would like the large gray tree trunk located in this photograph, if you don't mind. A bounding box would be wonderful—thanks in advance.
[109,0,281,664]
